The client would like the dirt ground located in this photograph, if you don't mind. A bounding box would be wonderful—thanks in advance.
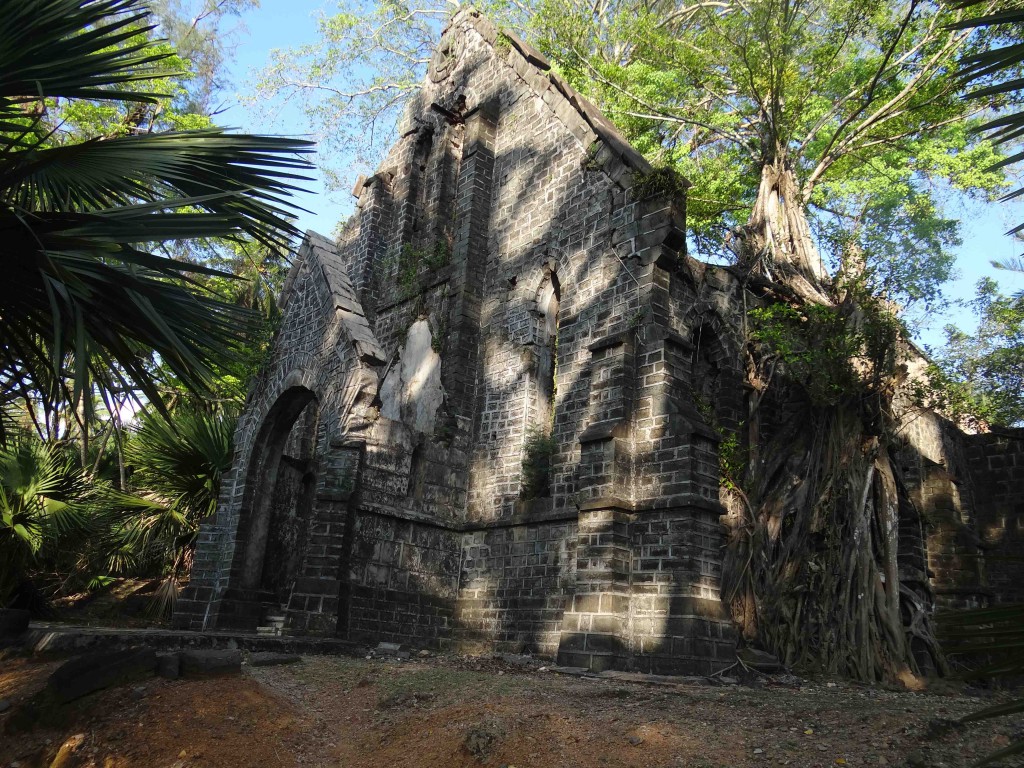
[2,651,1022,768]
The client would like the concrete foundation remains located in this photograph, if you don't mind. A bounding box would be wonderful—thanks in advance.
[174,10,1024,674]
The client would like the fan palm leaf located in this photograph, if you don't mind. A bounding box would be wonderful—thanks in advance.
[121,406,236,613]
[949,2,1024,234]
[0,0,314,414]
[0,437,115,606]
[127,406,236,521]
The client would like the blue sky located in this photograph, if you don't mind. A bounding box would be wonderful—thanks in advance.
[219,2,345,234]
[219,1,1024,350]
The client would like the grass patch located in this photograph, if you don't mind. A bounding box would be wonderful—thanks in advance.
[375,666,518,702]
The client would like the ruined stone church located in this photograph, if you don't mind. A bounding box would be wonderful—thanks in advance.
[174,9,1024,674]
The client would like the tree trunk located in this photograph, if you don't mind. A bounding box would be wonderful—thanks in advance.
[741,159,831,304]
[724,161,945,681]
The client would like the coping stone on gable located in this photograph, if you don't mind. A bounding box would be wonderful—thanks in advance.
[503,29,552,70]
[290,231,387,367]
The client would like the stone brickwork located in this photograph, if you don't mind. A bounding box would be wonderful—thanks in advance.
[175,9,1024,674]
[964,429,1024,604]
[456,514,578,656]
[344,515,461,648]
[893,393,1024,619]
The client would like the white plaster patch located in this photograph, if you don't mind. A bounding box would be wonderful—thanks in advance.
[379,319,444,434]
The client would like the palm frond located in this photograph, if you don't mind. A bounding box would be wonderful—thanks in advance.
[127,406,236,521]
[0,0,315,410]
[0,0,172,108]
[0,130,314,249]
[948,1,1024,237]
[0,437,115,605]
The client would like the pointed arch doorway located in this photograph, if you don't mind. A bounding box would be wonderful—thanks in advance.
[231,385,320,620]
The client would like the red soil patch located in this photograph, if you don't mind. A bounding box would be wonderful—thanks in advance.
[0,652,1018,768]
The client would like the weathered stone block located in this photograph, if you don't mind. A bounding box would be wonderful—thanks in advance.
[156,652,180,679]
[179,650,242,678]
[47,648,157,704]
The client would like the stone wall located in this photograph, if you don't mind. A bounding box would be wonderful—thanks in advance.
[345,514,461,648]
[456,515,578,656]
[965,429,1024,604]
[176,9,1024,677]
[892,393,1024,616]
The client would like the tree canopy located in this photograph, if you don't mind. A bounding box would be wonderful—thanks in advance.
[252,0,1017,316]
[527,0,1015,308]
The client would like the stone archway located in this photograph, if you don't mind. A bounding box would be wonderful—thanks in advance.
[235,385,320,604]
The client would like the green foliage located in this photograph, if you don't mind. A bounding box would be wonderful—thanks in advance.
[251,0,1018,312]
[494,30,513,56]
[0,0,313,424]
[120,405,237,613]
[128,407,236,522]
[398,240,452,292]
[749,285,902,408]
[909,363,988,432]
[398,244,420,291]
[0,0,301,613]
[426,239,452,271]
[249,0,455,175]
[520,426,557,499]
[630,166,688,202]
[167,238,289,404]
[0,405,237,614]
[690,386,744,490]
[430,315,447,353]
[524,0,1011,307]
[717,430,744,492]
[0,437,128,608]
[148,0,258,118]
[582,140,603,171]
[932,276,1024,428]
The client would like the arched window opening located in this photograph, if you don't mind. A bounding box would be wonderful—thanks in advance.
[410,128,434,244]
[407,441,427,502]
[522,271,560,500]
[537,272,561,429]
[691,323,721,425]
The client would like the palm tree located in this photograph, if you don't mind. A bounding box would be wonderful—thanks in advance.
[0,0,313,433]
[122,405,236,613]
[951,1,1024,236]
[0,437,111,607]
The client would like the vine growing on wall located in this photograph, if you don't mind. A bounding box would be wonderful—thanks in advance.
[747,280,903,409]
[396,239,453,293]
[631,166,688,203]
[521,426,557,499]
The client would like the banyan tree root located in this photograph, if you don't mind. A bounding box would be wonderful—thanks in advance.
[722,401,946,683]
